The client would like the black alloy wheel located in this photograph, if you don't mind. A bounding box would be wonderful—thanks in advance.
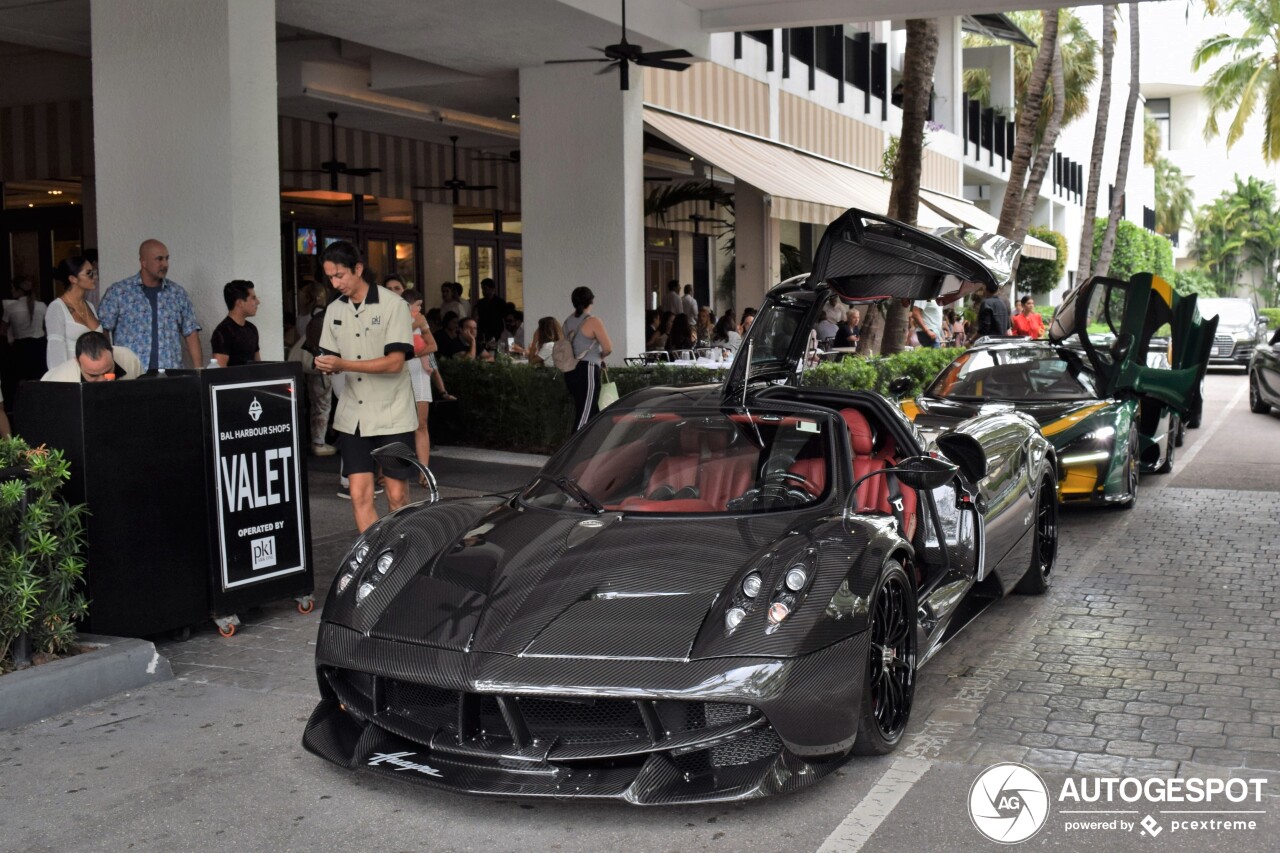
[853,560,917,755]
[1175,416,1186,447]
[1016,475,1058,594]
[1250,371,1272,414]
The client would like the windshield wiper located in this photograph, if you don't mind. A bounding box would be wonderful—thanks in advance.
[534,474,604,514]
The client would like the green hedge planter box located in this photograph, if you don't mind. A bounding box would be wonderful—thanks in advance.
[431,348,958,455]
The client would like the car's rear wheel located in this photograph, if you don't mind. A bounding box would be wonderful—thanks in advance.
[1175,416,1186,447]
[1016,475,1057,595]
[853,559,917,755]
[1250,371,1272,414]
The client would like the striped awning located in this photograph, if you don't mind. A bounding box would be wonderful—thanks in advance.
[919,193,1058,260]
[644,108,954,229]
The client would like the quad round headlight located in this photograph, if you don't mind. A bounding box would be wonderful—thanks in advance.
[355,581,376,603]
[375,552,394,575]
[742,573,763,598]
[784,566,808,592]
[767,601,792,625]
[725,607,747,630]
[348,542,370,572]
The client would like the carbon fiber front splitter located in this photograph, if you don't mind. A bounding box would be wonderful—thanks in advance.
[303,696,845,804]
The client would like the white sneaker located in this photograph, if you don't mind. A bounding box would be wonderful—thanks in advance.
[312,443,337,457]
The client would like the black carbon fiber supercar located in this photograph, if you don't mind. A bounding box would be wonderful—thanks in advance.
[303,209,1060,803]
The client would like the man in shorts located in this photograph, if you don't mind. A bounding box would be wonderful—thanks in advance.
[314,241,416,532]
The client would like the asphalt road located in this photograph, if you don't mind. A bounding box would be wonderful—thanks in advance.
[1,372,1276,853]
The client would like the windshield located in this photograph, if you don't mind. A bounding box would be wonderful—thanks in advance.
[1198,299,1256,327]
[521,407,833,515]
[926,347,1099,401]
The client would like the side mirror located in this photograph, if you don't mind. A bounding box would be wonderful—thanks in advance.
[935,432,988,483]
[891,455,958,490]
[887,376,914,399]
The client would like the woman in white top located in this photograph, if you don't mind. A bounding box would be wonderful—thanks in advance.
[517,316,563,367]
[4,276,48,380]
[404,291,439,480]
[45,256,100,368]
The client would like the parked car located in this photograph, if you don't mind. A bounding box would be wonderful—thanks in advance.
[901,336,1178,508]
[302,209,1060,804]
[1248,328,1280,414]
[1198,297,1267,369]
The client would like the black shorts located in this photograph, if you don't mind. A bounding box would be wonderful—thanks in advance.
[337,429,417,480]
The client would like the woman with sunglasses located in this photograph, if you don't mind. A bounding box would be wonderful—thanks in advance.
[45,255,101,369]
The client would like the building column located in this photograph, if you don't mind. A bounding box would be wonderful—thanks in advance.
[733,182,779,315]
[90,0,281,360]
[519,64,645,363]
[418,201,454,309]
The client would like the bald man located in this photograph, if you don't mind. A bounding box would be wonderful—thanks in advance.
[99,239,202,371]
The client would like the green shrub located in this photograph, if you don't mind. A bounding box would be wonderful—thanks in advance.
[0,437,89,669]
[1261,307,1280,327]
[1173,268,1221,299]
[1019,226,1068,294]
[1091,219,1175,282]
[432,348,961,454]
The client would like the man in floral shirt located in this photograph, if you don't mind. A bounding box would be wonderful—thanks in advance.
[99,239,202,371]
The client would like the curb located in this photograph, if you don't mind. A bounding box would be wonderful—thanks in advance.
[0,633,173,730]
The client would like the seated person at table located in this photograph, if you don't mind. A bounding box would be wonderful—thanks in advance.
[42,331,142,383]
[835,308,861,348]
[666,313,696,355]
[210,279,262,366]
[517,316,563,366]
[436,312,468,359]
[711,310,742,351]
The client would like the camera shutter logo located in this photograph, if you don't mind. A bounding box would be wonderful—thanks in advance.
[969,763,1050,843]
[248,397,263,422]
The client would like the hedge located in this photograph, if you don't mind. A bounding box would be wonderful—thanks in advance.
[1090,219,1175,283]
[431,347,959,454]
[1261,307,1280,328]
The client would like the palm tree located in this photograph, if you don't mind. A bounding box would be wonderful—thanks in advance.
[1076,5,1116,283]
[1195,0,1280,162]
[880,18,941,355]
[997,10,1059,246]
[964,9,1098,137]
[1154,158,1195,236]
[1095,4,1142,278]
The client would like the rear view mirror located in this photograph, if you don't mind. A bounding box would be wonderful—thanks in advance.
[890,455,958,490]
[888,376,914,399]
[935,432,988,483]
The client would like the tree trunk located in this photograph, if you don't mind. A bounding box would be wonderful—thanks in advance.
[1016,41,1066,239]
[1095,4,1140,278]
[997,9,1058,242]
[881,18,940,355]
[1077,6,1114,284]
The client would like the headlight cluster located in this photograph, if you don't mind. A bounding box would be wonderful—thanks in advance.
[723,551,816,635]
[1060,425,1115,467]
[335,535,397,605]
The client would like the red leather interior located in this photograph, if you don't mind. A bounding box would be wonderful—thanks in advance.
[787,458,826,496]
[614,496,717,513]
[571,439,648,501]
[840,409,917,540]
[649,451,755,510]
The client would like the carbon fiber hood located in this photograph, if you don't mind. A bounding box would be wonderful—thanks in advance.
[363,501,799,659]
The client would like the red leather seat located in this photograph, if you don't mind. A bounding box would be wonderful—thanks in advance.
[840,409,917,540]
[647,429,755,510]
[787,458,826,496]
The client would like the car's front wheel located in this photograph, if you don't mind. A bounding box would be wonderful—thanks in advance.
[1016,475,1058,594]
[1250,371,1272,414]
[1117,426,1139,510]
[1156,419,1176,474]
[853,559,917,755]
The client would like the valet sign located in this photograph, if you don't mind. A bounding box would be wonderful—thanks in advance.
[210,378,306,590]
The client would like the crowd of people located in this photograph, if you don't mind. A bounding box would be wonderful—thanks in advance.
[2,247,1051,528]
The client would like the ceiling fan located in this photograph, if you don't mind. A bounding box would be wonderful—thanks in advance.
[415,136,498,205]
[546,0,692,91]
[283,112,381,191]
[473,149,520,164]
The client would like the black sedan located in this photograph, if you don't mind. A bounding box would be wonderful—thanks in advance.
[303,209,1060,803]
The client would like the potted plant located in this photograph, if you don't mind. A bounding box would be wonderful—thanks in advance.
[0,435,89,671]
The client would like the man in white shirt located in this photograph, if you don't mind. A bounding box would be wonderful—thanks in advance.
[662,280,683,316]
[910,298,944,348]
[41,331,143,382]
[681,284,698,324]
